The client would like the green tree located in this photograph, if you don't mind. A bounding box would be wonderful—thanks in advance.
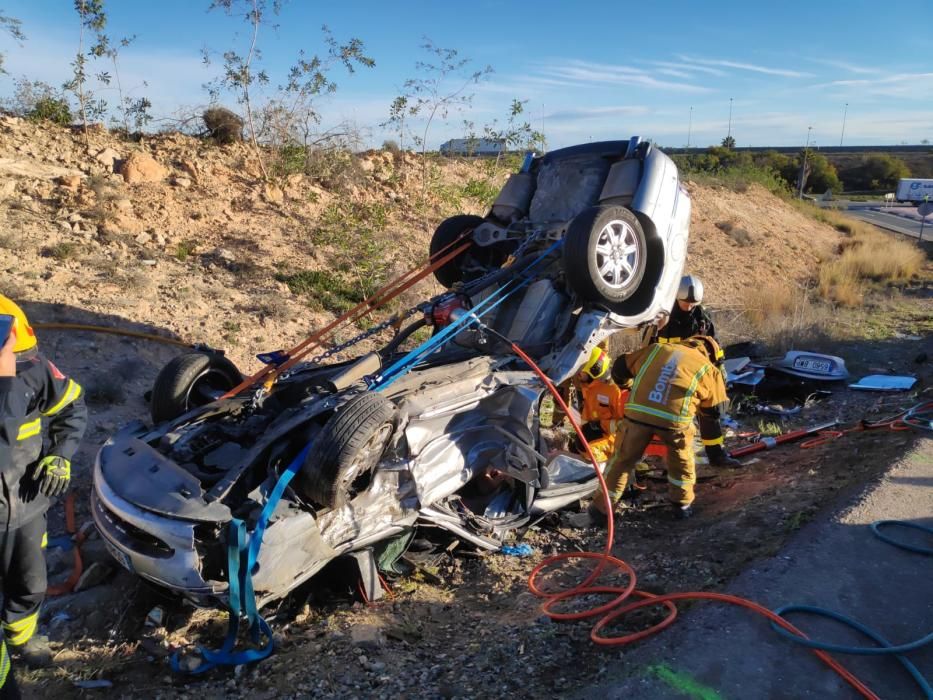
[63,0,108,150]
[838,154,910,191]
[721,135,736,149]
[384,38,492,191]
[483,98,545,167]
[206,1,373,180]
[798,151,842,194]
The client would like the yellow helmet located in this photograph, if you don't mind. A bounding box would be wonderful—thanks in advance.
[581,346,610,380]
[0,294,37,353]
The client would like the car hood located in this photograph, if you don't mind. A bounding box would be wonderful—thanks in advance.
[98,435,232,523]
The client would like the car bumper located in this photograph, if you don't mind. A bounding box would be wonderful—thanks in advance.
[91,453,225,603]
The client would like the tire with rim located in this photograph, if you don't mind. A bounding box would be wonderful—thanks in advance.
[295,392,398,509]
[563,205,647,308]
[150,352,242,424]
[429,214,485,287]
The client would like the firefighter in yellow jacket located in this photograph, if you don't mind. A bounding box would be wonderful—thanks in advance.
[587,335,737,523]
[0,295,87,670]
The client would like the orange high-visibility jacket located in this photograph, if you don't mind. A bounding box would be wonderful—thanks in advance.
[580,379,628,436]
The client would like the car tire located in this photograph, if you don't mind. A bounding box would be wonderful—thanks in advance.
[150,352,242,424]
[563,205,647,308]
[429,214,485,287]
[296,392,398,509]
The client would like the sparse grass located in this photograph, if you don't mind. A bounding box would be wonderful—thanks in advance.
[277,268,372,315]
[0,233,15,249]
[462,178,498,207]
[175,239,197,261]
[686,166,788,196]
[756,420,783,437]
[42,242,79,260]
[732,281,835,353]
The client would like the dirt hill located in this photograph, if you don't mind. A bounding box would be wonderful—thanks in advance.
[0,115,840,372]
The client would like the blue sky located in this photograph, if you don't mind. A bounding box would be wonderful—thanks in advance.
[1,0,931,149]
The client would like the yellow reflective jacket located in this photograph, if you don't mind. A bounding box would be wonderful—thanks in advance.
[620,343,728,430]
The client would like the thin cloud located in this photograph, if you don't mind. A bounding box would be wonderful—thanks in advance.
[546,105,650,122]
[656,67,692,79]
[649,60,727,77]
[678,55,812,78]
[809,58,882,75]
[538,59,712,93]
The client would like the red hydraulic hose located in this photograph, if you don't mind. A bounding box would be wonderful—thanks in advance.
[505,340,879,700]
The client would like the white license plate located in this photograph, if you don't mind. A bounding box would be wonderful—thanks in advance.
[794,357,831,373]
[105,541,134,572]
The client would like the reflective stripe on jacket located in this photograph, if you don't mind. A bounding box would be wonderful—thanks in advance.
[622,343,728,430]
[0,350,87,528]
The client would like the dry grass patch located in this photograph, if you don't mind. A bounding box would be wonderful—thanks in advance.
[815,214,924,306]
[728,281,835,353]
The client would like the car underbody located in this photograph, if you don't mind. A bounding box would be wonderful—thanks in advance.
[92,137,691,608]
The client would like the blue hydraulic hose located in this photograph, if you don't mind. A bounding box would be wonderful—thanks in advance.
[771,519,933,698]
[870,520,933,555]
[372,239,564,391]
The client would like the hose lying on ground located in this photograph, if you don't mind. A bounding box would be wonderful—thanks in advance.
[485,325,931,700]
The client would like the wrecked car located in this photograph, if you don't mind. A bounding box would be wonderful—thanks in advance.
[92,137,690,607]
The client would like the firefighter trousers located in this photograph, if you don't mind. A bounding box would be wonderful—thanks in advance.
[0,512,46,648]
[604,418,697,506]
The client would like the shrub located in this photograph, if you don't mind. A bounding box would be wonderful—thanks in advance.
[462,178,498,206]
[29,96,72,125]
[203,107,244,144]
[382,139,400,153]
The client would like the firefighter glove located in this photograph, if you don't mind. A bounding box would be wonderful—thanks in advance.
[706,444,741,468]
[37,456,71,497]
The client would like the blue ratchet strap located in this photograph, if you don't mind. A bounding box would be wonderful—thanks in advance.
[373,239,564,391]
[171,444,312,674]
[373,279,521,390]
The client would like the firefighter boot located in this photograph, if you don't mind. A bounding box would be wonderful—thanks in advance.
[17,635,51,669]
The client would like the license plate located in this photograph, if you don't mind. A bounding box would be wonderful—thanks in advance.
[794,357,831,373]
[105,541,134,573]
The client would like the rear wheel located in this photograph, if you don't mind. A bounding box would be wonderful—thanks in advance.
[295,393,398,509]
[150,352,242,423]
[563,205,647,309]
[430,214,485,287]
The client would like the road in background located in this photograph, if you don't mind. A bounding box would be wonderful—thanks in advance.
[815,199,930,240]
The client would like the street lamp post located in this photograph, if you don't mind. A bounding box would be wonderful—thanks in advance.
[727,97,733,140]
[840,103,848,147]
[798,126,813,199]
[687,106,693,148]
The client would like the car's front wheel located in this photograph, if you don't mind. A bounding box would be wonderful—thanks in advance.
[150,352,242,424]
[563,205,647,309]
[295,392,398,509]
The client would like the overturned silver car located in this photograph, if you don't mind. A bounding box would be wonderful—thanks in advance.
[92,138,690,607]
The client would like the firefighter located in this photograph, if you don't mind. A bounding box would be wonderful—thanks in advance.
[655,274,717,345]
[585,335,738,524]
[571,346,627,459]
[0,295,87,669]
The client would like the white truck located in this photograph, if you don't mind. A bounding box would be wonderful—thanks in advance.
[895,178,933,203]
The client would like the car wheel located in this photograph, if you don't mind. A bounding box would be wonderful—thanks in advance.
[150,352,242,424]
[429,214,485,287]
[563,205,647,307]
[296,392,398,509]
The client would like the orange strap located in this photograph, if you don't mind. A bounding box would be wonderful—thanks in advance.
[222,234,473,398]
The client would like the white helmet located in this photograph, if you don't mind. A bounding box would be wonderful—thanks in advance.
[677,274,703,304]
